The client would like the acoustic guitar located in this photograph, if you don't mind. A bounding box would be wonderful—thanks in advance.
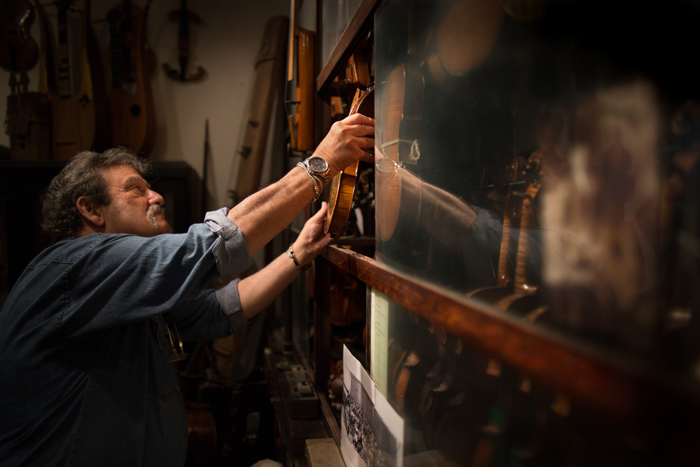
[323,84,374,238]
[106,0,156,156]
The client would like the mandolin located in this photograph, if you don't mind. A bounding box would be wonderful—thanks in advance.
[106,0,156,156]
[0,0,39,72]
[323,85,374,238]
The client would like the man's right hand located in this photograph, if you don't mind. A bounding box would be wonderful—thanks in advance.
[312,113,375,174]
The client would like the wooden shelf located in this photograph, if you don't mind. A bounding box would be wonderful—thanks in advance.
[319,245,700,458]
[316,0,380,96]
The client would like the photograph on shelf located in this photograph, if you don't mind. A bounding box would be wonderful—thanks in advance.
[341,345,404,467]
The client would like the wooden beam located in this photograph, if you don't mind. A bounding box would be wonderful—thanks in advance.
[319,245,700,456]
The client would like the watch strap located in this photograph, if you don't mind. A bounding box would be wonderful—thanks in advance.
[296,161,322,202]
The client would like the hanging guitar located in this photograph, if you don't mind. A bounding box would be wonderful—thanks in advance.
[37,0,101,160]
[163,0,205,82]
[323,84,374,238]
[0,0,39,72]
[106,0,156,156]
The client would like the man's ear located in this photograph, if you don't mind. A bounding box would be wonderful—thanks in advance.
[76,196,105,228]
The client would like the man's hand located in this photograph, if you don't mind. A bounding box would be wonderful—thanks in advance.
[237,203,333,319]
[292,202,333,266]
[313,113,375,174]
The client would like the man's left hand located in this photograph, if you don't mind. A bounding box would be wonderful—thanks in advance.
[292,202,333,267]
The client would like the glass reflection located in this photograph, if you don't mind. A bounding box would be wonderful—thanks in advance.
[373,0,700,464]
[375,0,700,355]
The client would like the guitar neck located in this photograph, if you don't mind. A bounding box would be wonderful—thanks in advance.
[497,207,512,287]
[513,183,541,294]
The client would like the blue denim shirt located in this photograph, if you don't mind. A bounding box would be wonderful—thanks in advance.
[0,208,253,466]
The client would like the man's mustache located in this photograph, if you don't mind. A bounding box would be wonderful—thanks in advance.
[147,204,164,228]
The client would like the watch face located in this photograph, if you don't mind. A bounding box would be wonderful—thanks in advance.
[308,157,328,173]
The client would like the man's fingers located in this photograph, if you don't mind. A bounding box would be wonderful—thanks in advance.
[359,136,375,149]
[345,113,375,126]
[349,122,375,137]
[343,113,375,136]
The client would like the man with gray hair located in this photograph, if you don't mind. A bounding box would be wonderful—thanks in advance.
[0,113,375,466]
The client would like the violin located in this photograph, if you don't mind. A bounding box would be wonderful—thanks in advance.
[0,0,39,72]
[324,84,374,237]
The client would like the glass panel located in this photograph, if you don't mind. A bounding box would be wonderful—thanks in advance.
[373,0,700,464]
[374,0,700,357]
[321,0,364,69]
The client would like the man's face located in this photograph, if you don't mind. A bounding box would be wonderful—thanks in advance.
[99,165,172,237]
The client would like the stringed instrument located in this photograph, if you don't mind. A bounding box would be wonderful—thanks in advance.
[163,0,205,82]
[285,0,315,155]
[493,150,547,316]
[106,0,156,156]
[323,84,374,238]
[466,155,528,301]
[37,0,100,160]
[0,0,39,72]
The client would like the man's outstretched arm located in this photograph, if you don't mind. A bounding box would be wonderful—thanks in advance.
[227,113,374,256]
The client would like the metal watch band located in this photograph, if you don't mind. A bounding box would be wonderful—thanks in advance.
[286,243,311,271]
[296,161,323,202]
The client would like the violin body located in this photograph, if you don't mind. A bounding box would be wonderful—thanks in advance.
[0,0,39,71]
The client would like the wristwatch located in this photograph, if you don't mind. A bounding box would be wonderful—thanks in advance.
[297,155,332,186]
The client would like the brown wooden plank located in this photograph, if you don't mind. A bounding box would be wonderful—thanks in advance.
[230,16,288,204]
[319,245,700,451]
[316,0,380,95]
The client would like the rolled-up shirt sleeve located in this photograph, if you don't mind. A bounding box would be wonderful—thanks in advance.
[204,207,254,277]
[215,279,248,331]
